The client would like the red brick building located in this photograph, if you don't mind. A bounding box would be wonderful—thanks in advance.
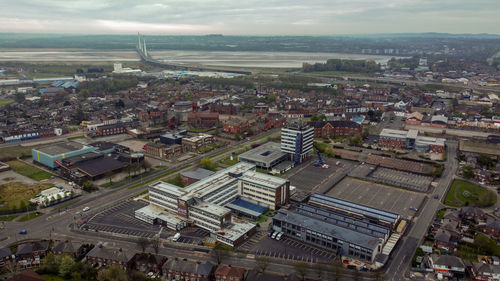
[215,265,246,281]
[308,120,362,138]
[187,112,219,128]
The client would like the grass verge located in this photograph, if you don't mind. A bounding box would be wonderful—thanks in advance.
[18,211,44,222]
[0,215,18,221]
[6,160,53,181]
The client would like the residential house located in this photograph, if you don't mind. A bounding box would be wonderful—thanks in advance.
[406,112,424,125]
[85,245,131,268]
[51,240,82,258]
[469,262,500,281]
[0,247,12,267]
[15,241,50,269]
[162,259,214,281]
[461,207,487,223]
[127,253,167,274]
[480,219,500,238]
[429,254,466,278]
[434,230,455,252]
[215,265,246,281]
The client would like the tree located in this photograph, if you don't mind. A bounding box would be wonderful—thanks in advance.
[14,92,25,103]
[475,234,495,255]
[97,264,129,281]
[151,237,161,254]
[82,181,94,192]
[59,255,76,279]
[478,190,497,208]
[211,244,229,265]
[329,260,343,281]
[136,237,150,252]
[293,262,310,281]
[255,256,271,273]
[373,270,386,281]
[115,99,125,108]
[214,127,220,136]
[462,165,474,179]
[104,171,114,185]
[200,158,216,171]
[73,108,87,125]
[313,262,326,280]
[39,253,61,274]
[78,89,89,101]
[143,161,152,172]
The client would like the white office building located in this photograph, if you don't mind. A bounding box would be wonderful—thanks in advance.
[281,123,314,164]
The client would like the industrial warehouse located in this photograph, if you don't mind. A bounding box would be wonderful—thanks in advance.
[272,193,406,268]
[135,162,290,247]
[31,141,143,183]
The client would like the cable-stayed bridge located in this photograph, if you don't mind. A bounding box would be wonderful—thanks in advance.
[136,33,251,75]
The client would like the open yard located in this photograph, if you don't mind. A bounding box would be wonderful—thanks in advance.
[444,179,496,207]
[0,181,52,212]
[7,160,53,181]
[0,145,35,160]
[0,100,13,107]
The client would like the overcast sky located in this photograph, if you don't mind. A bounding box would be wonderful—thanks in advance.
[1,0,499,35]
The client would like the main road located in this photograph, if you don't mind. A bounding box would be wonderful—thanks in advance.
[385,140,458,281]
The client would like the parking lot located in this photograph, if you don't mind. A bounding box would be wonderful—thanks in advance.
[175,228,211,246]
[83,200,172,238]
[239,233,337,263]
[287,158,356,194]
[326,177,425,219]
[371,167,433,192]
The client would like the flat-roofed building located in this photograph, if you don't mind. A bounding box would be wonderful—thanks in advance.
[281,123,314,164]
[272,193,401,264]
[238,142,288,171]
[32,141,95,168]
[137,162,287,247]
[238,171,289,210]
[379,128,445,152]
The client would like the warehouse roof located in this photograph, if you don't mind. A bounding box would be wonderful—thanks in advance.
[274,209,381,250]
[74,156,126,177]
[36,141,87,156]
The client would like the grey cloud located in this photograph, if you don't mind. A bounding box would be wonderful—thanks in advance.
[0,0,499,34]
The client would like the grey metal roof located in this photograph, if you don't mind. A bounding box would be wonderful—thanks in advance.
[309,194,399,224]
[181,168,215,180]
[274,209,381,250]
[36,141,86,156]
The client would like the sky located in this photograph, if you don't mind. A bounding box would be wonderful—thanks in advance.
[1,0,499,35]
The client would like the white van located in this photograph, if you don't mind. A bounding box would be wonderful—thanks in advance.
[173,233,181,242]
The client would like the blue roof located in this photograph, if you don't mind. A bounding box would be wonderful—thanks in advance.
[225,197,267,217]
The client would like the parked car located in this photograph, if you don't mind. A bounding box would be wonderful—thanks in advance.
[276,232,283,240]
[82,206,90,212]
[19,229,27,235]
[173,233,181,242]
[268,229,274,237]
[271,232,278,239]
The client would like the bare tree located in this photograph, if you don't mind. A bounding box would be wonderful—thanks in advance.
[329,260,343,281]
[150,237,161,254]
[211,244,229,265]
[293,262,310,281]
[255,256,271,273]
[136,237,150,253]
[313,262,326,280]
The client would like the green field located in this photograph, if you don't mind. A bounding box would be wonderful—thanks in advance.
[0,145,35,160]
[0,182,52,213]
[0,215,18,221]
[445,179,496,207]
[67,135,85,140]
[0,100,13,107]
[7,160,53,181]
[18,211,44,222]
